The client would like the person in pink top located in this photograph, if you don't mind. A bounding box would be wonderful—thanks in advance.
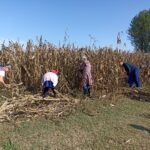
[79,55,93,96]
[42,69,59,97]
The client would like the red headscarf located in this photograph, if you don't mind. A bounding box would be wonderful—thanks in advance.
[51,70,59,74]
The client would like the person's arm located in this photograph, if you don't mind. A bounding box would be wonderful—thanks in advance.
[41,74,45,87]
[51,75,59,97]
[79,62,86,74]
[123,63,130,75]
[0,77,7,87]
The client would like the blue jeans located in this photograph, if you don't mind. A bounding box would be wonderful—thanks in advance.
[43,81,56,97]
[83,83,91,96]
[128,69,141,87]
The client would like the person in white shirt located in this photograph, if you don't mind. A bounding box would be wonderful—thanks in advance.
[0,64,11,87]
[42,70,59,97]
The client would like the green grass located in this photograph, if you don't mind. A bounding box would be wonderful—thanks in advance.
[0,96,150,150]
[2,140,18,150]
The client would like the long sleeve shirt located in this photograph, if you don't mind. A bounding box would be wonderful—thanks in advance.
[42,72,58,87]
[0,67,5,77]
[123,62,139,75]
[79,60,93,85]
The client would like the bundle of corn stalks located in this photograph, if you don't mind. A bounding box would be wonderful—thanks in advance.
[0,88,80,123]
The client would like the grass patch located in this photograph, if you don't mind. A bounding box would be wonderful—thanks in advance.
[2,139,18,150]
[0,96,150,150]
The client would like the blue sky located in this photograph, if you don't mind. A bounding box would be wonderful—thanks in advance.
[0,0,150,50]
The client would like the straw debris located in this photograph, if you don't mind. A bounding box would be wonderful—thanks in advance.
[0,87,79,123]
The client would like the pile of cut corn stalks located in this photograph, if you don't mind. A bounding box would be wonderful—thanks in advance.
[0,84,81,123]
[0,84,149,123]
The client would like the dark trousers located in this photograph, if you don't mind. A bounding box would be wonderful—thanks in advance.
[43,81,56,97]
[128,69,141,87]
[83,83,91,96]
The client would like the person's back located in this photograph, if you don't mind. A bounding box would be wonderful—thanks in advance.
[0,66,5,77]
[0,65,11,87]
[120,62,141,88]
[123,63,139,73]
[42,72,58,87]
[42,70,59,97]
[82,60,91,74]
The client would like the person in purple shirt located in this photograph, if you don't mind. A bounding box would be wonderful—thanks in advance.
[79,56,93,96]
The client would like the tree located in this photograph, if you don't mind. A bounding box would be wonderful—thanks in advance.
[128,9,150,52]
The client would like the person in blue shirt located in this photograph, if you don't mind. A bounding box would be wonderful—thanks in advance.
[120,62,141,88]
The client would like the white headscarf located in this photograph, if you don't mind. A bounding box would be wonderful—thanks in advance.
[81,55,87,61]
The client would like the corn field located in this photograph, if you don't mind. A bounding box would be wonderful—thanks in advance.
[0,40,150,94]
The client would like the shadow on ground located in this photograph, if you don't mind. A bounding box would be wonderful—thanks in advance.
[129,124,150,134]
[124,90,150,102]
